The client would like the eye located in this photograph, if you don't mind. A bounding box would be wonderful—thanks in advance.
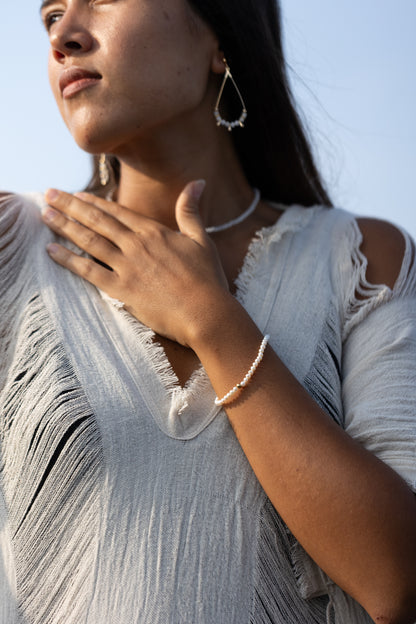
[43,11,64,32]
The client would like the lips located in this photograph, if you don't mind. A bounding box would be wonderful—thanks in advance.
[59,67,102,98]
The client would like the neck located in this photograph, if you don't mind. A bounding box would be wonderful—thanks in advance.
[112,117,254,231]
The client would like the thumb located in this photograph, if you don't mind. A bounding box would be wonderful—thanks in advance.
[175,179,207,243]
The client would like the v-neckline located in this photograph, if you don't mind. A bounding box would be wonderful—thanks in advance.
[92,203,312,439]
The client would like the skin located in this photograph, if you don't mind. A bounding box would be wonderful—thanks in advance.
[39,1,416,622]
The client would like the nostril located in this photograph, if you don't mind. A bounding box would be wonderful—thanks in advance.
[65,41,82,50]
[54,50,65,61]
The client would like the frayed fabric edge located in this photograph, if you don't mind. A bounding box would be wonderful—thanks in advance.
[235,205,317,306]
[341,219,416,341]
[289,537,333,601]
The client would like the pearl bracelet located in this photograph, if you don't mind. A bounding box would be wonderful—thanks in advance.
[214,335,270,406]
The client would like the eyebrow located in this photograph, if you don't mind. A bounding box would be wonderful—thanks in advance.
[39,0,58,14]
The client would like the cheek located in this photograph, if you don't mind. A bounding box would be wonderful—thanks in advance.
[114,35,210,116]
[48,52,62,110]
[110,9,210,96]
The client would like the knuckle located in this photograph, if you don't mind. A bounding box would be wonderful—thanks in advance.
[49,211,66,229]
[140,219,161,236]
[80,229,99,248]
[122,233,144,255]
[63,245,73,258]
[111,203,124,220]
[122,274,138,293]
[86,208,103,228]
[56,245,70,261]
[58,193,72,211]
[79,258,95,279]
[145,223,167,245]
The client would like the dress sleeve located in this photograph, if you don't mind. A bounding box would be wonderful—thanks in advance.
[340,219,416,491]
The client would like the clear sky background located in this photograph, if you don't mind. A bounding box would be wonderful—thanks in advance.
[0,2,415,237]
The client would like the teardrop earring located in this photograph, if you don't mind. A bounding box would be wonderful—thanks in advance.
[213,59,247,132]
[99,154,110,187]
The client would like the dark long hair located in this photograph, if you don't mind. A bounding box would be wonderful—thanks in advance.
[87,0,331,207]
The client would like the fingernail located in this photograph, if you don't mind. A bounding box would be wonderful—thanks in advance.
[46,243,60,255]
[43,208,57,222]
[190,179,206,201]
[45,188,60,202]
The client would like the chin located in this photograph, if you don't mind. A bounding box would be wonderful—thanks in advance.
[68,124,113,155]
[63,107,114,154]
[67,117,141,156]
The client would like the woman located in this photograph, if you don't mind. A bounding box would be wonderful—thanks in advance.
[0,1,415,622]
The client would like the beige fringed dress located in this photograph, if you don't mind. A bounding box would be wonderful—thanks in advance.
[0,192,415,624]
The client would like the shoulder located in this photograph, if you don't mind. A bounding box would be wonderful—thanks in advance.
[0,190,20,204]
[0,192,45,260]
[0,190,29,215]
[308,207,411,292]
[355,217,408,290]
[0,191,25,232]
[0,192,46,295]
[329,212,416,338]
[0,191,44,223]
[0,191,16,210]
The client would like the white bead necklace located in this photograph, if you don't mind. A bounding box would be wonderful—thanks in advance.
[106,188,261,235]
[205,188,261,234]
[99,187,261,312]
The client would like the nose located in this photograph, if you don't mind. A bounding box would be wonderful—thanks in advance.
[50,13,94,61]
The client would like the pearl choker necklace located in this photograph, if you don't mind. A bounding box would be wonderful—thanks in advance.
[205,188,261,234]
[99,187,261,312]
[106,187,261,235]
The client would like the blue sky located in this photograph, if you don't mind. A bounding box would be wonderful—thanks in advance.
[1,1,415,237]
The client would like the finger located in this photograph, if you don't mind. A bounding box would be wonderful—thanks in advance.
[42,206,121,267]
[45,189,130,241]
[46,243,118,292]
[175,180,207,245]
[74,191,146,232]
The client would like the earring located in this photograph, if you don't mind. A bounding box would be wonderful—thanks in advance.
[214,59,247,132]
[99,153,110,186]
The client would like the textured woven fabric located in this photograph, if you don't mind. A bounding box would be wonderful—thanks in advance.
[0,192,415,623]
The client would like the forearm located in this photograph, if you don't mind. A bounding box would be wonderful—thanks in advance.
[191,294,416,623]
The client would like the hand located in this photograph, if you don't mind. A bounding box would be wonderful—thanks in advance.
[42,181,230,347]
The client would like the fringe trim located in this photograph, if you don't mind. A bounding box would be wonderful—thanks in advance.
[0,293,103,624]
[0,487,18,623]
[342,219,416,341]
[104,305,211,404]
[303,303,343,426]
[235,205,315,307]
[0,194,34,303]
[250,500,329,623]
[94,290,222,439]
[0,195,40,408]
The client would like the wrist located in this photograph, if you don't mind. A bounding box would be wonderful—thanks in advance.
[185,289,236,350]
[187,291,261,360]
[214,334,270,406]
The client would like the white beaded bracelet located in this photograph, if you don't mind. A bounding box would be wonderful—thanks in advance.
[214,335,270,406]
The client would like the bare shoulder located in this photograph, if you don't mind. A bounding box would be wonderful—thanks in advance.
[356,217,407,289]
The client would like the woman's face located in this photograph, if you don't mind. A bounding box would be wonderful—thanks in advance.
[41,0,222,154]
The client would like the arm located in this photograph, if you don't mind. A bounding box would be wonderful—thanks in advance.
[191,218,416,624]
[42,188,416,624]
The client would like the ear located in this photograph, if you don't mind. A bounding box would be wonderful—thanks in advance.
[211,49,226,75]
